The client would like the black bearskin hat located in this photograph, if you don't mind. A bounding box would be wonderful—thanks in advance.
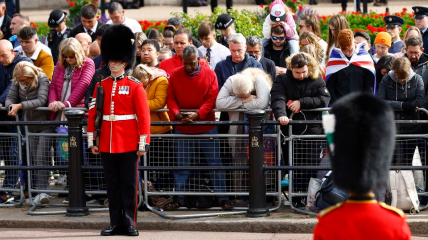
[101,24,136,70]
[325,93,395,194]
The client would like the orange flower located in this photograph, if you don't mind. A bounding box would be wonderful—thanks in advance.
[254,19,257,23]
[322,20,326,24]
[69,2,75,7]
[298,5,303,10]
[93,3,97,7]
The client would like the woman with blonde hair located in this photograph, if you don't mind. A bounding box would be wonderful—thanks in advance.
[131,64,172,190]
[300,31,325,65]
[6,61,52,205]
[326,14,349,62]
[301,44,326,80]
[48,38,95,117]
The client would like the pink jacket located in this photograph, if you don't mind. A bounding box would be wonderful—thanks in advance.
[49,57,95,117]
[263,0,298,40]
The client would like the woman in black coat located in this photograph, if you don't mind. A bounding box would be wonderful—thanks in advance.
[270,53,331,207]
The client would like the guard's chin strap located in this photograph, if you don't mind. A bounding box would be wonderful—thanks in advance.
[109,62,126,71]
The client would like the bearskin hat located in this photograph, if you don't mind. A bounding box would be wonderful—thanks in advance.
[326,93,396,194]
[101,24,136,70]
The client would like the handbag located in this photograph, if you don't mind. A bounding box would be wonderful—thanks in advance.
[389,170,420,214]
[315,171,348,210]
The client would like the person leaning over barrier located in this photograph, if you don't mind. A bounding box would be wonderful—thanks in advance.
[166,45,232,210]
[270,52,330,207]
[216,67,272,198]
[376,57,425,165]
[313,93,411,240]
[5,61,53,205]
[131,64,173,190]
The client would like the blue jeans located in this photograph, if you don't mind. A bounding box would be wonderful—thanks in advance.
[174,128,227,202]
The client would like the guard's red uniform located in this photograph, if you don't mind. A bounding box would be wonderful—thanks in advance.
[87,74,151,153]
[313,200,411,240]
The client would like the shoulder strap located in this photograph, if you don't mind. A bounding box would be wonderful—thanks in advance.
[389,170,398,207]
[401,170,420,212]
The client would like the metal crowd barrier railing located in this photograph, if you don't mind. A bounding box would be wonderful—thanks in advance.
[1,107,428,218]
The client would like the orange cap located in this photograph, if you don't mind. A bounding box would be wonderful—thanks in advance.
[374,32,391,48]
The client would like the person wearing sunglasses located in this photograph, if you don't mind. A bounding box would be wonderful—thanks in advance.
[263,25,291,76]
[48,37,94,116]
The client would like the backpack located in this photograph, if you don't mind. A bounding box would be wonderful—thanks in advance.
[389,170,420,214]
[315,171,348,210]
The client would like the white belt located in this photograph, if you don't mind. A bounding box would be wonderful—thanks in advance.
[102,114,136,121]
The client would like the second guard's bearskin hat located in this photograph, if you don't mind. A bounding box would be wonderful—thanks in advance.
[322,93,396,194]
[101,24,136,70]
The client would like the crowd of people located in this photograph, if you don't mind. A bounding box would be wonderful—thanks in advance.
[0,0,427,235]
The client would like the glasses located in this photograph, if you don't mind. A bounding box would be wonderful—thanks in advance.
[63,55,75,59]
[271,36,285,41]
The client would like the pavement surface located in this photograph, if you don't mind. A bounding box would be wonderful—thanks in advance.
[2,194,428,237]
[22,1,420,22]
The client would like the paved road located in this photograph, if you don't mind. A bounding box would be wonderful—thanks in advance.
[23,1,420,22]
[1,229,427,240]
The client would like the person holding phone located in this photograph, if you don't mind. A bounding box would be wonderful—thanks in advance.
[270,52,330,208]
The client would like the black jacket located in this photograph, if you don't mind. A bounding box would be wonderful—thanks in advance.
[263,39,291,68]
[47,27,72,64]
[70,21,105,42]
[271,71,331,135]
[377,70,425,134]
[260,56,276,80]
[1,14,12,41]
[326,64,375,104]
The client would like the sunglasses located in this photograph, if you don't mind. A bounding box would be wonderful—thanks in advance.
[271,36,285,41]
[63,55,76,59]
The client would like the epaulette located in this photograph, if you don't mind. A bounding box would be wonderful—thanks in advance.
[379,202,405,218]
[319,202,344,217]
[128,76,141,84]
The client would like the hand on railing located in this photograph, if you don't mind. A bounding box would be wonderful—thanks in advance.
[48,101,66,112]
[278,116,292,125]
[176,112,199,123]
[7,103,23,117]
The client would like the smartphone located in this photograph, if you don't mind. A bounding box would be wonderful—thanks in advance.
[287,100,300,113]
[8,105,12,113]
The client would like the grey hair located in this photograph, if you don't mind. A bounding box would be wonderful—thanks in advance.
[246,35,262,48]
[182,45,198,57]
[108,2,123,14]
[228,33,246,45]
[232,74,254,94]
[167,17,182,27]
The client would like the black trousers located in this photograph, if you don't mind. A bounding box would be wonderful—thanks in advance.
[102,151,139,227]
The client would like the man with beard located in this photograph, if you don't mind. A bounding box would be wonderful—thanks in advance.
[405,36,428,94]
[263,25,291,75]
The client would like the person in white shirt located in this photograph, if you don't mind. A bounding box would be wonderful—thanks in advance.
[106,2,142,34]
[197,21,230,70]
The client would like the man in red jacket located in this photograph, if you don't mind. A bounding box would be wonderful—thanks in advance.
[87,25,150,237]
[158,28,209,76]
[167,45,232,210]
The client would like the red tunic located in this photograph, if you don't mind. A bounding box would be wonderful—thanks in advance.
[313,200,411,240]
[159,54,210,76]
[87,75,151,153]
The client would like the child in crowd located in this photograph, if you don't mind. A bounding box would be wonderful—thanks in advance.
[262,0,299,54]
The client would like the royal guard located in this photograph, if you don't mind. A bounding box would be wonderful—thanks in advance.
[87,24,151,237]
[313,93,411,240]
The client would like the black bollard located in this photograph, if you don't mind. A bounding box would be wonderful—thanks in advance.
[183,0,188,14]
[66,110,89,216]
[246,110,269,218]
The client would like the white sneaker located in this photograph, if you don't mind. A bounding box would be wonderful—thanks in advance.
[33,193,50,205]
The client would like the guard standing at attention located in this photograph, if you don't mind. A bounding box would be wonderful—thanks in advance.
[87,24,151,237]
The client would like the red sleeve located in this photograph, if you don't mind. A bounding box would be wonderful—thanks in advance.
[196,70,218,119]
[134,83,151,144]
[166,72,180,121]
[312,217,325,240]
[400,218,412,240]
